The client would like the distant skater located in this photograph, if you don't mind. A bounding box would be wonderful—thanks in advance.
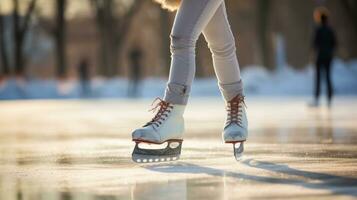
[128,46,143,98]
[78,58,91,98]
[131,0,247,162]
[311,8,337,107]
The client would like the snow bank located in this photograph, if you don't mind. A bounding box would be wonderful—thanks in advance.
[242,59,357,95]
[0,59,356,100]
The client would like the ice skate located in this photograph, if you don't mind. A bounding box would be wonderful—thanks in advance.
[131,98,185,163]
[222,95,248,160]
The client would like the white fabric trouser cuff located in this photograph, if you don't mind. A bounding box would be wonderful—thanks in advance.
[219,80,244,101]
[164,83,191,105]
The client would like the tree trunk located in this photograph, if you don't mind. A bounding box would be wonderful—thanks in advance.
[196,36,206,77]
[55,0,67,78]
[160,9,171,75]
[98,29,109,76]
[92,0,143,77]
[93,0,115,77]
[257,1,274,70]
[340,0,357,31]
[12,0,36,76]
[13,0,23,75]
[0,14,10,75]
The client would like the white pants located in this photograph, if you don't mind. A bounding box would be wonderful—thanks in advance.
[163,0,243,105]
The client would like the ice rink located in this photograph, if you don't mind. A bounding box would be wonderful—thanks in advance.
[0,97,356,200]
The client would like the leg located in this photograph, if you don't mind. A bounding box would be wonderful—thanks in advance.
[314,59,321,102]
[203,2,243,101]
[132,0,225,162]
[325,58,333,105]
[202,4,247,160]
[164,0,225,105]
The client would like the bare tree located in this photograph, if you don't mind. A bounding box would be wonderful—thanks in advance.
[12,0,37,76]
[339,0,357,58]
[0,12,10,76]
[340,0,357,30]
[159,8,171,75]
[36,0,68,78]
[91,0,144,77]
[257,1,274,70]
[54,0,67,78]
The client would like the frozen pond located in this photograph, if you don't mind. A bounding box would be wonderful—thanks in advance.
[0,97,356,199]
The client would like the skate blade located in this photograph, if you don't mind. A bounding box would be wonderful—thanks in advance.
[132,140,182,163]
[233,142,244,161]
[132,154,180,163]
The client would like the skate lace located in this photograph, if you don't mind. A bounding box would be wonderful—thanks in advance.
[144,97,173,128]
[226,95,246,128]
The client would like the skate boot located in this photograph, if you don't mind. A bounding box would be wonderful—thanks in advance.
[223,95,248,160]
[131,98,185,163]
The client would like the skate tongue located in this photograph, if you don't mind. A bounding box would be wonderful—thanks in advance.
[228,95,247,108]
[148,97,169,112]
[226,95,246,127]
[145,98,173,128]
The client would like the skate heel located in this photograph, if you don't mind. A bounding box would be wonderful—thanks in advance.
[232,142,244,161]
[132,139,183,163]
[225,140,245,161]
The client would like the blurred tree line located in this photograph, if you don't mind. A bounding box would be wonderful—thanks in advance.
[0,0,356,80]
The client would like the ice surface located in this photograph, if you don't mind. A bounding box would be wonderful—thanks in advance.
[0,97,356,199]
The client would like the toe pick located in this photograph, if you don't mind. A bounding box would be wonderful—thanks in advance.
[132,129,143,140]
[224,131,246,141]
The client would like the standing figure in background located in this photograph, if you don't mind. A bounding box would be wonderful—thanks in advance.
[78,57,91,98]
[128,46,143,98]
[311,8,337,107]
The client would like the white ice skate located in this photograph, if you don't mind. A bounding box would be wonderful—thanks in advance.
[223,95,248,160]
[131,98,185,163]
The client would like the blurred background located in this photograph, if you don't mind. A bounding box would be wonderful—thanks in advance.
[0,0,356,99]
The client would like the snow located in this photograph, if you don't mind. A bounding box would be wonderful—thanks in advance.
[243,59,357,95]
[1,59,356,100]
